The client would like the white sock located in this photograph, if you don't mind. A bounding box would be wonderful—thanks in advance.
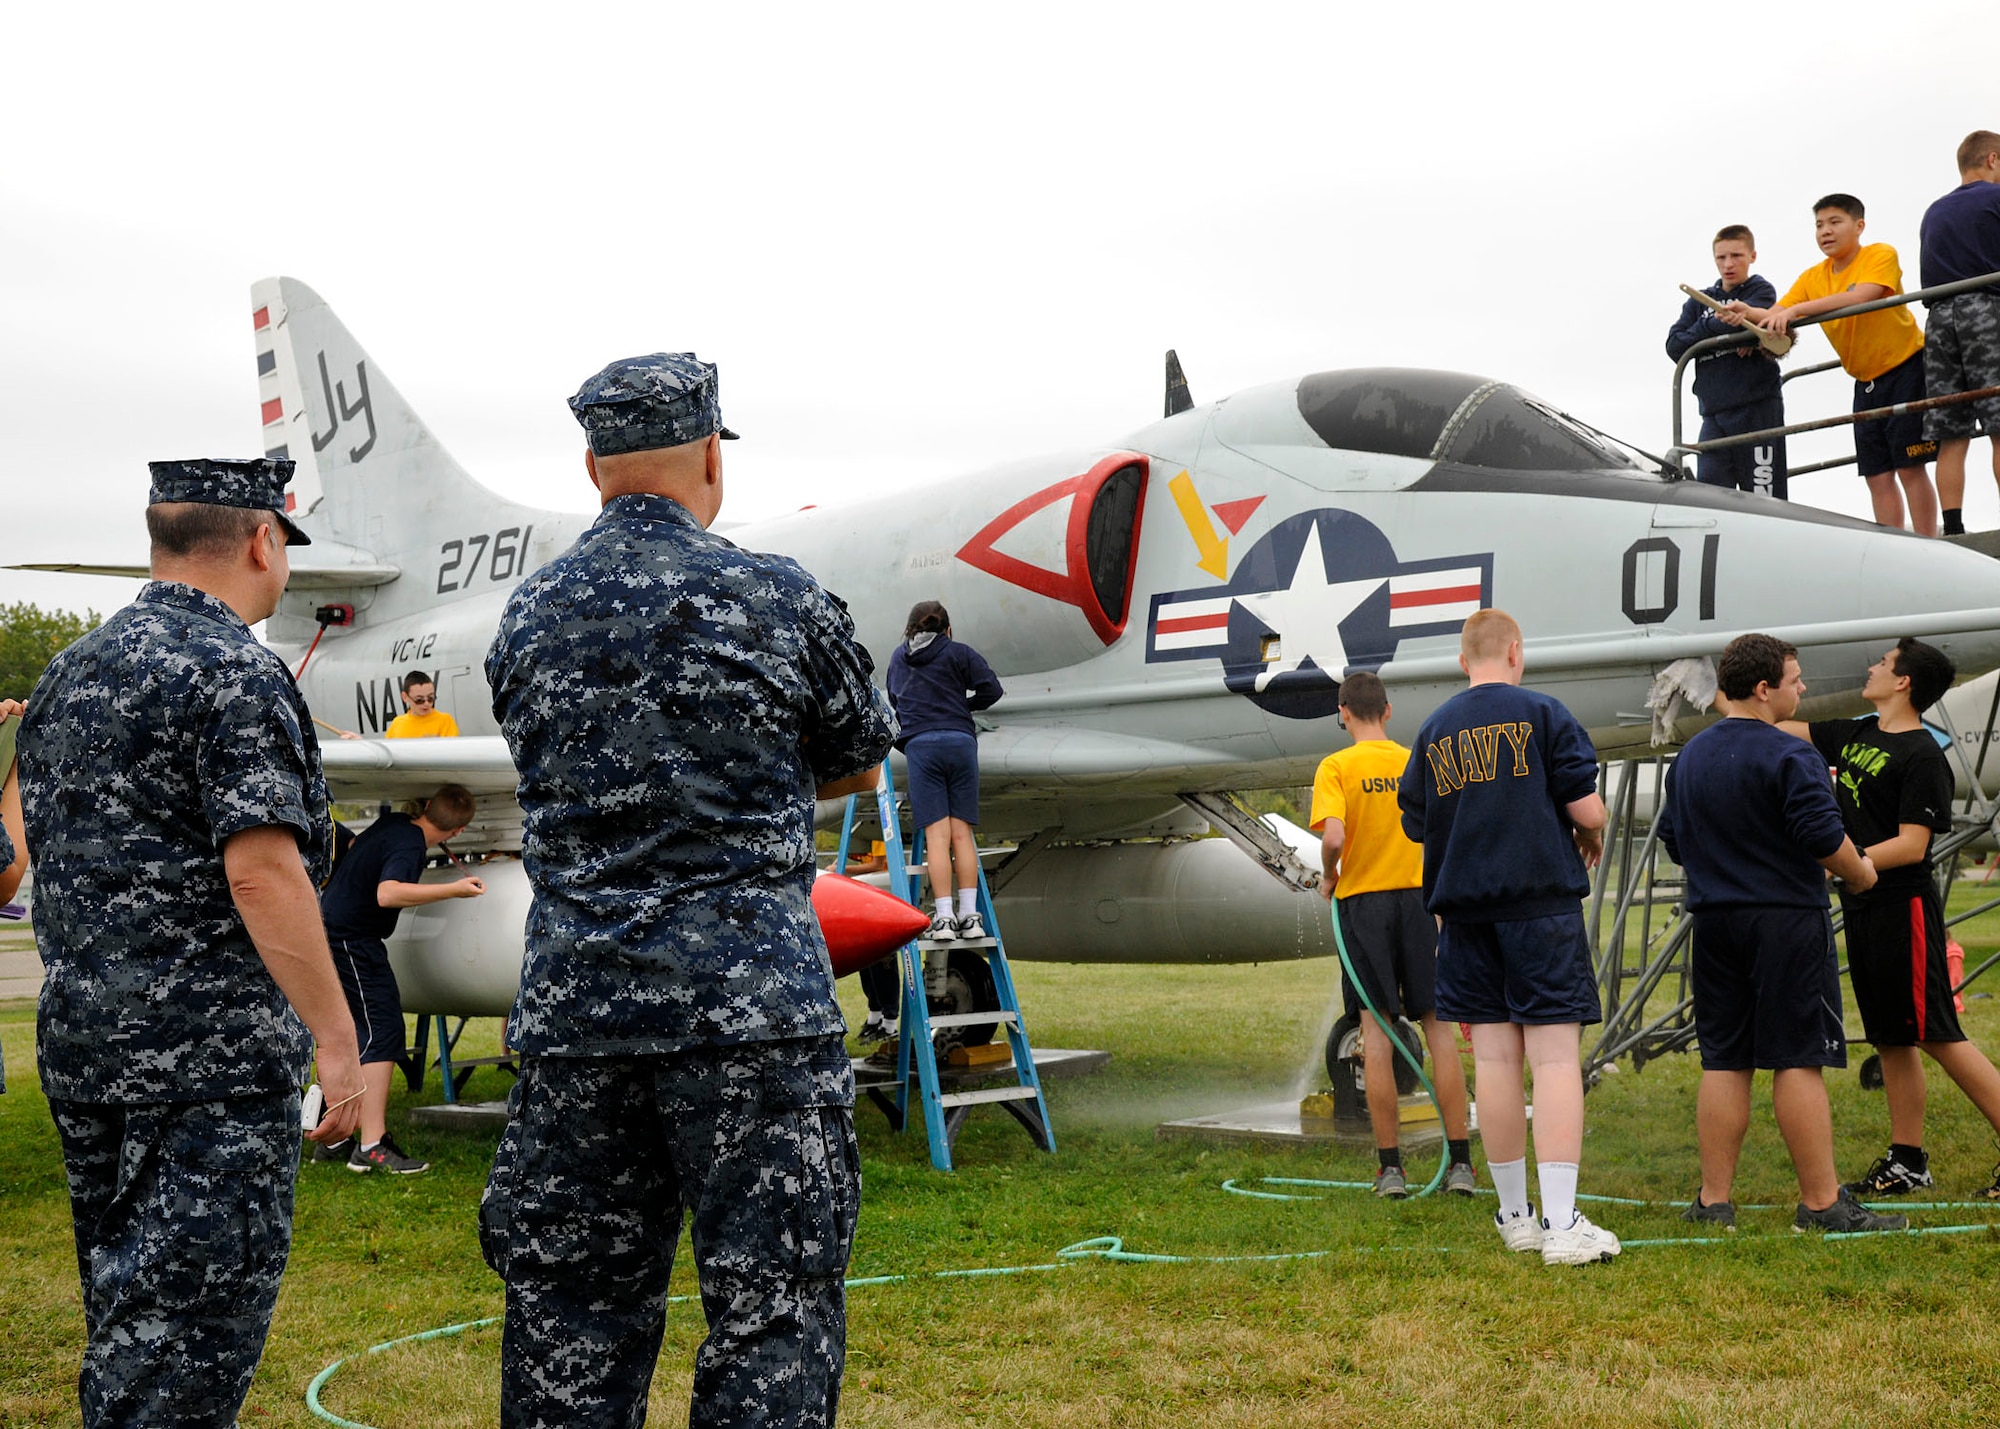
[361,1140,381,1152]
[1539,1161,1579,1230]
[934,898,952,920]
[1491,1157,1530,1220]
[957,888,978,917]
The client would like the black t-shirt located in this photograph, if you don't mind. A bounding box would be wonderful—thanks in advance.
[320,811,428,939]
[1808,717,1952,898]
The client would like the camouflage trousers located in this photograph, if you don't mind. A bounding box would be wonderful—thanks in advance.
[480,1036,859,1429]
[47,1093,298,1428]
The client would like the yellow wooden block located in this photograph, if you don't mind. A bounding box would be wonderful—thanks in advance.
[947,1042,1014,1068]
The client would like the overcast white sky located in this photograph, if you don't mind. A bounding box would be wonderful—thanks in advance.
[4,0,1995,621]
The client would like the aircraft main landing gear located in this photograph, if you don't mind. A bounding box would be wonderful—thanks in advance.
[928,945,1000,1054]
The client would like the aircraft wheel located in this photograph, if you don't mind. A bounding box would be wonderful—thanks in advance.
[1325,1011,1424,1120]
[929,947,1000,1053]
[1859,1053,1885,1090]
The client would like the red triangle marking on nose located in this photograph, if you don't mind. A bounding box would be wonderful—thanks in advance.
[1211,496,1265,535]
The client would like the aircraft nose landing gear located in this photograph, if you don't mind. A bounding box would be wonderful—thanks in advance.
[1326,1011,1424,1123]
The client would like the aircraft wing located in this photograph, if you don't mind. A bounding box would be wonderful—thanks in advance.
[321,735,518,799]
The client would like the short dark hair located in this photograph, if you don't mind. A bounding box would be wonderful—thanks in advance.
[402,670,434,693]
[144,502,269,560]
[424,783,477,830]
[903,600,949,641]
[1892,637,1955,713]
[1958,130,2000,175]
[1813,193,1864,221]
[1713,224,1755,248]
[1337,671,1388,722]
[1717,633,1798,699]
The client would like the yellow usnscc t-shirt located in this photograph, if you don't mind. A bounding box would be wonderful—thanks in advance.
[385,708,461,739]
[1307,740,1422,896]
[1780,243,1924,382]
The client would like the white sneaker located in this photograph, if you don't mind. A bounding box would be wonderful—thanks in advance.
[1494,1205,1544,1253]
[925,912,958,941]
[955,910,986,940]
[1541,1210,1622,1266]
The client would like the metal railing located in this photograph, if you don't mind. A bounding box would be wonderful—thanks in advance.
[1666,269,2000,479]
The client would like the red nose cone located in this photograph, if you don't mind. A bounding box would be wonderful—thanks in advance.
[812,872,930,977]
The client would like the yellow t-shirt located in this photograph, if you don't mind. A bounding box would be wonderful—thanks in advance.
[1780,243,1923,381]
[1307,739,1422,897]
[385,707,460,739]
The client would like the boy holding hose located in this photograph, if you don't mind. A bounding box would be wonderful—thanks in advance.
[1311,671,1474,1199]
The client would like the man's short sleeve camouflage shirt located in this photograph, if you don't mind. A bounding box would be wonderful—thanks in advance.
[486,493,896,1055]
[20,582,329,1103]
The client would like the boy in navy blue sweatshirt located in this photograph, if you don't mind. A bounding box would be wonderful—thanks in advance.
[1666,225,1788,497]
[1657,634,1902,1233]
[1398,610,1616,1265]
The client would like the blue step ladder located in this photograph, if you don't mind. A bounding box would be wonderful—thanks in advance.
[837,767,1054,1171]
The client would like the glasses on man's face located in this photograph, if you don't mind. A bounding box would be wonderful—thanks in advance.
[410,694,437,706]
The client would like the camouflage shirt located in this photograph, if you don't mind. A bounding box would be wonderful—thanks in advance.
[486,493,895,1055]
[20,581,329,1103]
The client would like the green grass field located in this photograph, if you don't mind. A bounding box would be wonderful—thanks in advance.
[8,889,2000,1428]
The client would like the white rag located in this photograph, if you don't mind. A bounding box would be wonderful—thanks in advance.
[1645,657,1718,746]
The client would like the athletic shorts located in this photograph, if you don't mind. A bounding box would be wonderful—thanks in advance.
[1334,887,1437,1021]
[1854,350,1936,477]
[330,933,407,1064]
[903,731,980,828]
[1698,396,1788,498]
[1841,887,1965,1047]
[1434,910,1600,1026]
[1689,906,1846,1071]
[1922,291,2000,442]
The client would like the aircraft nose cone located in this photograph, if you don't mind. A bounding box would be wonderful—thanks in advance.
[812,872,930,977]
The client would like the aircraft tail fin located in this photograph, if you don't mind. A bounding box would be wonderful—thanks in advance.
[252,277,496,529]
[250,277,571,630]
[1164,349,1193,417]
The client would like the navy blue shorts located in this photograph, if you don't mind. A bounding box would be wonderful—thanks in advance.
[330,933,406,1064]
[1691,906,1846,1071]
[904,731,980,828]
[1336,887,1438,1020]
[1854,350,1936,477]
[1435,911,1600,1026]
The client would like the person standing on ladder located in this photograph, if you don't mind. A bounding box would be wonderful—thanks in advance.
[886,601,1004,992]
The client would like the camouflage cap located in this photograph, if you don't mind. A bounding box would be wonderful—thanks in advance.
[568,353,741,457]
[146,457,313,547]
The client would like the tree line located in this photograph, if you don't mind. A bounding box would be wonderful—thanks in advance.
[0,603,100,700]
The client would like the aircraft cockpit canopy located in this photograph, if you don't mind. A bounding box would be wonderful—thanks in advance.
[1296,368,1647,474]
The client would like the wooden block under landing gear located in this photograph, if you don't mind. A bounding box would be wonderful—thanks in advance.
[948,1042,1015,1068]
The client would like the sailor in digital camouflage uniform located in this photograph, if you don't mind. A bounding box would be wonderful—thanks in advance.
[18,458,365,1428]
[482,354,893,1429]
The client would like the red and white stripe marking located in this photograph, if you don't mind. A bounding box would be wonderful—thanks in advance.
[1388,567,1483,626]
[1151,595,1235,651]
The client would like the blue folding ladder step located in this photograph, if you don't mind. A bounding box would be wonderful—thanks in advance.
[835,766,1055,1171]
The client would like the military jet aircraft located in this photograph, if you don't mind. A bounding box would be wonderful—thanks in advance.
[27,277,2000,1019]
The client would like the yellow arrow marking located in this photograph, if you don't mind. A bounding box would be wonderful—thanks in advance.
[1168,469,1229,579]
